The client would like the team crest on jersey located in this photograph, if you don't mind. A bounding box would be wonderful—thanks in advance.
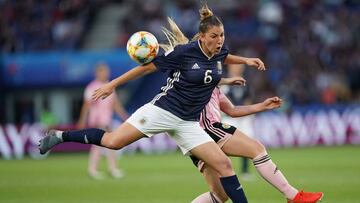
[217,61,222,74]
[222,123,230,129]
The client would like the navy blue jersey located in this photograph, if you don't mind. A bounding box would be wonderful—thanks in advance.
[151,40,229,121]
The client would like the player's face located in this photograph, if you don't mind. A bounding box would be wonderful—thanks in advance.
[96,66,110,82]
[200,25,225,57]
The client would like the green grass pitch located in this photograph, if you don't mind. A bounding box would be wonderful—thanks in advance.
[0,145,359,203]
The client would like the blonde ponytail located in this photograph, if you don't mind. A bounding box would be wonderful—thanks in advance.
[160,4,222,51]
[193,3,221,41]
[199,3,213,21]
[191,33,200,41]
[160,17,189,52]
[192,4,213,41]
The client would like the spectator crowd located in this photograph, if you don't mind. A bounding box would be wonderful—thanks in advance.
[1,0,359,106]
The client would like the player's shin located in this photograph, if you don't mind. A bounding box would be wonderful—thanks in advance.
[219,175,248,203]
[62,128,105,146]
[253,151,298,200]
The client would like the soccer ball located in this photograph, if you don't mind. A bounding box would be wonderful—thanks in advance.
[126,31,159,64]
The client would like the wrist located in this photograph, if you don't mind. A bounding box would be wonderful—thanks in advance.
[238,57,247,64]
[257,102,266,111]
[109,80,118,88]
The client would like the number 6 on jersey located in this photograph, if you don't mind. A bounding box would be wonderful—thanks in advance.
[204,70,213,84]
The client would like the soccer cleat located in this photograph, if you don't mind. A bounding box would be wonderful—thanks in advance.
[287,190,324,203]
[38,129,63,155]
[110,168,124,179]
[89,171,105,180]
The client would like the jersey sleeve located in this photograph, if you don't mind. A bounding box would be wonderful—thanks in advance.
[152,45,185,72]
[84,86,92,102]
[218,88,227,101]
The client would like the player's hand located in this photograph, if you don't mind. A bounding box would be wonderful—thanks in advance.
[245,58,265,70]
[262,97,282,110]
[92,82,115,101]
[219,77,246,86]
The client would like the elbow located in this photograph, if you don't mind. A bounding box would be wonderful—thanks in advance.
[143,63,157,74]
[144,67,152,74]
[225,111,235,117]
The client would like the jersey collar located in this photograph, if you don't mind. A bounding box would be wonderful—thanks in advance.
[198,40,213,60]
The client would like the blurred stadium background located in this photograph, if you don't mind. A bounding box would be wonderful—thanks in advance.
[0,0,359,202]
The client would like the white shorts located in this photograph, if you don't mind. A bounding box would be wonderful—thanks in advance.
[126,103,214,155]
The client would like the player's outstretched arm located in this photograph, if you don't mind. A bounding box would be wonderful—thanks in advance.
[220,95,282,117]
[92,63,157,101]
[224,54,266,70]
[219,77,246,86]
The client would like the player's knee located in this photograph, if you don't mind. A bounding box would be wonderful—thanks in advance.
[209,191,228,203]
[218,194,229,203]
[106,141,122,150]
[209,189,228,203]
[102,134,123,150]
[216,156,234,176]
[220,156,233,169]
[251,139,266,158]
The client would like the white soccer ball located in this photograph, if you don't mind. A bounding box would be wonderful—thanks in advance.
[126,31,159,64]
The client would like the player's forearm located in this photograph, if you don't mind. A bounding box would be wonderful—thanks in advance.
[109,66,144,88]
[218,77,246,86]
[109,63,156,88]
[224,54,248,65]
[218,78,230,85]
[229,103,266,117]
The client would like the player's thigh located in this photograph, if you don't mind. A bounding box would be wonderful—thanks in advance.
[102,122,145,149]
[103,103,177,149]
[222,129,265,158]
[173,121,214,155]
[190,142,234,177]
[202,165,228,202]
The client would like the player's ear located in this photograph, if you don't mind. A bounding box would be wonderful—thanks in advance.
[199,32,206,41]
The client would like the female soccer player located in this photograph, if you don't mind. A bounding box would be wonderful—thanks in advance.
[190,87,324,203]
[39,4,264,203]
[78,63,128,179]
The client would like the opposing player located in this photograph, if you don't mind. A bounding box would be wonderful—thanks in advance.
[222,64,254,180]
[190,87,324,203]
[39,4,265,203]
[78,63,128,179]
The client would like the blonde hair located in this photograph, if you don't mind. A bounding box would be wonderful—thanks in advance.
[160,17,189,52]
[160,3,221,51]
[199,3,214,21]
[191,4,215,41]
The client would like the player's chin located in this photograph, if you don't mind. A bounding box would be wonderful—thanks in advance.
[214,48,221,54]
